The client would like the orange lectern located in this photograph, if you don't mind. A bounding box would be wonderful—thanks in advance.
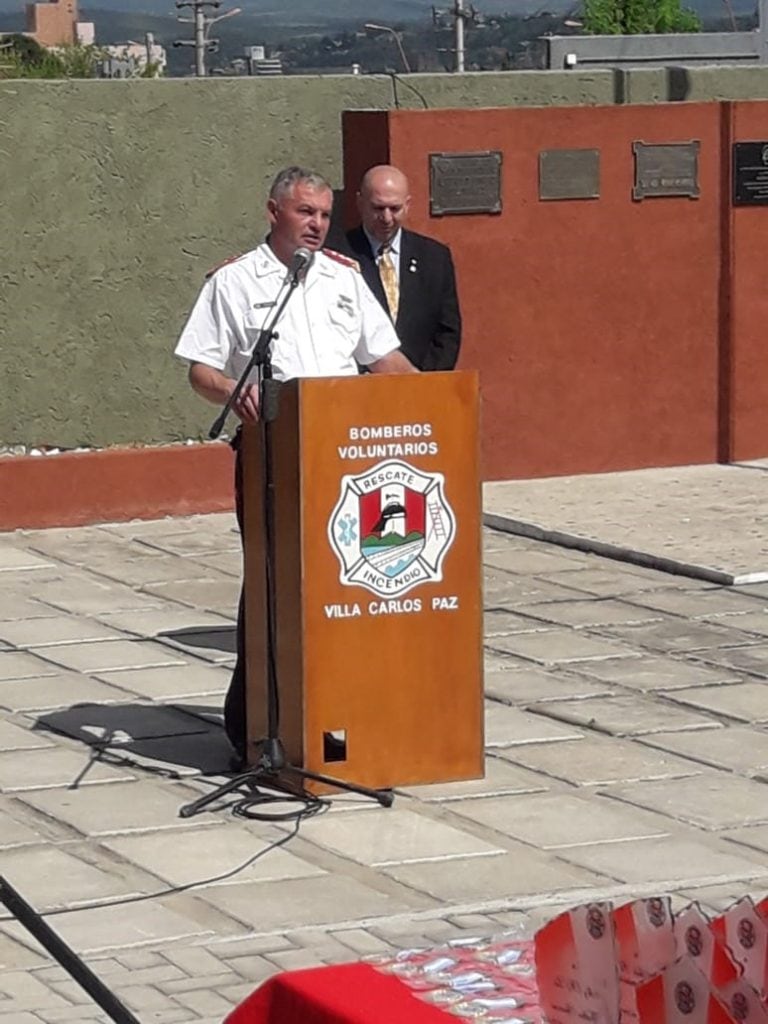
[241,370,483,791]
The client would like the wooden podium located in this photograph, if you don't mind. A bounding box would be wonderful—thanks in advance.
[241,370,483,791]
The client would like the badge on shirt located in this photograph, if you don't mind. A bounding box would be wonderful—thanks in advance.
[337,295,354,316]
[253,301,276,310]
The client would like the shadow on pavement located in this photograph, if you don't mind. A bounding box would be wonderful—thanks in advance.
[157,625,236,655]
[33,700,235,777]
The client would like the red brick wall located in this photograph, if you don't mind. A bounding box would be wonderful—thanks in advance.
[728,101,768,461]
[342,103,768,480]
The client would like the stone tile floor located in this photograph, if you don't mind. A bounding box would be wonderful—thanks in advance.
[484,460,768,584]
[1,485,768,1021]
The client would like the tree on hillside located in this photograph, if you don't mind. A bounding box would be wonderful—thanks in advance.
[0,33,100,78]
[582,0,700,33]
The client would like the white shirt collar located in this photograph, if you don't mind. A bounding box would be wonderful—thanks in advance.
[255,240,334,284]
[254,240,286,278]
[364,226,402,258]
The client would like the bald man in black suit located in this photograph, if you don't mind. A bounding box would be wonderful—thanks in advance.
[344,165,462,372]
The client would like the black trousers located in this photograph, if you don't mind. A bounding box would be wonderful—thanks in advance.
[223,432,246,756]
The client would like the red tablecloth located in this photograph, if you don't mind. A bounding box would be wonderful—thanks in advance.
[225,962,456,1024]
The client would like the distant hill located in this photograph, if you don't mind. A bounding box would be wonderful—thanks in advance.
[0,0,757,27]
[0,0,565,14]
[3,0,431,17]
[0,0,758,74]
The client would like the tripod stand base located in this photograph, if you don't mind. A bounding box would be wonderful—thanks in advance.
[179,756,394,819]
[247,737,394,806]
[279,763,393,807]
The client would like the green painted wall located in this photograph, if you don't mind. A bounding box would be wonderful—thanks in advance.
[2,68,768,448]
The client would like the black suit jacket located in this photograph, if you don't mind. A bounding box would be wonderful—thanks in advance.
[344,226,461,371]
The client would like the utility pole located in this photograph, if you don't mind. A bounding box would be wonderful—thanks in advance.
[432,0,479,72]
[194,1,205,76]
[144,31,155,74]
[174,0,224,77]
[455,0,465,72]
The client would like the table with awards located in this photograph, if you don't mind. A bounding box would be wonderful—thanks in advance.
[225,894,768,1024]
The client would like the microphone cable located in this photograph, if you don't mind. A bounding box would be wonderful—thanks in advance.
[34,814,323,920]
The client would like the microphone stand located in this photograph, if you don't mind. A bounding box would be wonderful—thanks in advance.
[0,876,142,1024]
[208,269,300,442]
[182,259,393,818]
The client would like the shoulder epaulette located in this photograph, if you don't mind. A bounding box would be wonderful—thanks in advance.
[205,252,247,280]
[322,248,360,272]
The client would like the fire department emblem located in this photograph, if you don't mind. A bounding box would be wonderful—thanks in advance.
[328,459,456,598]
[685,926,703,958]
[675,981,696,1015]
[738,918,756,949]
[586,905,606,940]
[646,897,667,928]
[732,992,749,1021]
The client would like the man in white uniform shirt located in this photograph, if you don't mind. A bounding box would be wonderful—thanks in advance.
[175,165,417,762]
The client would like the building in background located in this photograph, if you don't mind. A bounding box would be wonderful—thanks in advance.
[76,20,94,45]
[25,0,91,47]
[99,37,167,77]
[226,45,283,76]
[244,45,282,75]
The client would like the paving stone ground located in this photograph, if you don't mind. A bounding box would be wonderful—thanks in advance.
[484,460,768,584]
[2,474,768,1022]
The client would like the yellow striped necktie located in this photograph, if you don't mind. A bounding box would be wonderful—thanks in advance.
[377,243,400,322]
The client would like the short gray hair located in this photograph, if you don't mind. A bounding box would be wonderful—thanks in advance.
[269,165,332,202]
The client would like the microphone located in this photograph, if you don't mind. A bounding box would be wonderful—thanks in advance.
[288,246,313,282]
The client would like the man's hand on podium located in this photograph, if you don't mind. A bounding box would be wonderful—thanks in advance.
[369,350,419,374]
[233,382,260,425]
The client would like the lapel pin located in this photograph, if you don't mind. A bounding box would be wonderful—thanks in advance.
[409,258,418,273]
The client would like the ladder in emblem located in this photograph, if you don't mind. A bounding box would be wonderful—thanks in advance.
[427,498,446,541]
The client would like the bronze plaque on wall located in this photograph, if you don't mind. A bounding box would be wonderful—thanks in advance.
[733,142,768,206]
[539,149,600,201]
[632,141,700,200]
[429,151,502,216]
